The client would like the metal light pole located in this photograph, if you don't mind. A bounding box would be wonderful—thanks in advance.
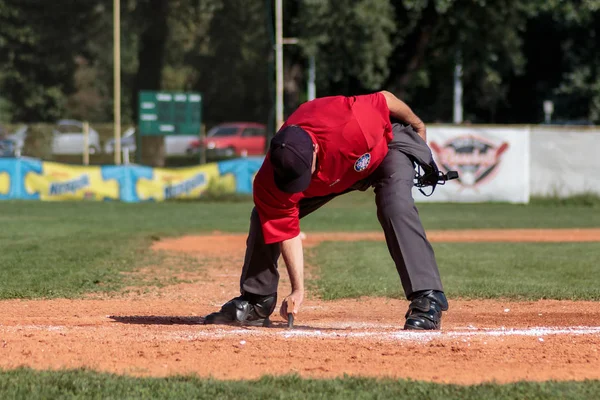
[275,0,284,130]
[307,55,316,101]
[543,100,554,124]
[274,1,313,129]
[453,50,463,124]
[114,0,122,165]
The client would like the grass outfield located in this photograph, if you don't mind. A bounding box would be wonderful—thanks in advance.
[0,369,598,399]
[0,194,599,299]
[309,242,600,300]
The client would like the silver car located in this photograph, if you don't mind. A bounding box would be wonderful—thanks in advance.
[5,125,28,156]
[103,127,136,154]
[52,120,101,155]
[104,127,199,156]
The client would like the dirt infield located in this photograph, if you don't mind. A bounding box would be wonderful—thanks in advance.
[0,229,599,384]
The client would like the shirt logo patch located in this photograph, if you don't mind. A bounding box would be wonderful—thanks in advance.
[354,153,371,172]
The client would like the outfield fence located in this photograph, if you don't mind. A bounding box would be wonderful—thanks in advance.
[0,125,598,203]
[0,157,262,202]
[413,125,600,203]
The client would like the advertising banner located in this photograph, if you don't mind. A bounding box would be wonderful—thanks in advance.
[217,157,264,194]
[0,157,261,202]
[413,125,530,203]
[130,163,235,202]
[22,161,121,201]
[0,159,14,199]
[0,170,8,196]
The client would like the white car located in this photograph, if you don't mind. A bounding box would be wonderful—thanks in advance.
[165,135,200,156]
[52,120,101,155]
[103,127,136,154]
[104,128,199,157]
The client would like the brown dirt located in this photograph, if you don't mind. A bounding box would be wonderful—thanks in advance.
[0,229,599,384]
[152,229,600,255]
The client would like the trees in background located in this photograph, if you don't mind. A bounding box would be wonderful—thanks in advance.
[385,0,537,123]
[298,0,396,96]
[0,0,599,127]
[545,1,600,123]
[0,0,98,122]
[191,0,272,124]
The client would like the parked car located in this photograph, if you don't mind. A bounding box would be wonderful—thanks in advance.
[104,127,199,157]
[52,120,101,155]
[165,134,201,156]
[103,127,136,154]
[5,125,28,156]
[186,122,267,157]
[0,139,15,157]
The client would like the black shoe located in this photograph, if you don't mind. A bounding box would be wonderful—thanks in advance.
[203,292,277,327]
[404,290,448,330]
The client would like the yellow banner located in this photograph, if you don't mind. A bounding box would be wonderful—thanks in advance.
[135,164,235,201]
[24,162,119,201]
[0,172,9,195]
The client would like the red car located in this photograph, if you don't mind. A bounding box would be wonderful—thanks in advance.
[187,122,267,157]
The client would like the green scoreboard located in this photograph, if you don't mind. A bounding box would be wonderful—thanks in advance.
[138,91,202,136]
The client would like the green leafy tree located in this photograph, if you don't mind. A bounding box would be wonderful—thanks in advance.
[0,0,98,122]
[189,0,272,126]
[298,0,396,96]
[385,0,539,123]
[66,0,140,124]
[3,0,600,131]
[550,1,600,123]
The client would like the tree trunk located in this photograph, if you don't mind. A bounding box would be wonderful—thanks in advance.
[396,28,432,98]
[283,60,303,117]
[389,1,439,99]
[131,0,169,167]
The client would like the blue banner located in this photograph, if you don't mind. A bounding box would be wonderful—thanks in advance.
[0,157,264,202]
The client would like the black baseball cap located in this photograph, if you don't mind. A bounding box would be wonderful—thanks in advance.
[269,125,314,193]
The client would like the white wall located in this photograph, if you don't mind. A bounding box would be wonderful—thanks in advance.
[530,126,600,197]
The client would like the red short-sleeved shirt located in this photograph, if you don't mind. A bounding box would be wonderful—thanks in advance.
[254,92,393,244]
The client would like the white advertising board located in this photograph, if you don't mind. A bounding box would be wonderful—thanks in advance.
[413,125,530,203]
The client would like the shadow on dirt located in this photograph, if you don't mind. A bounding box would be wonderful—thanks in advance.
[108,315,204,325]
[108,315,348,331]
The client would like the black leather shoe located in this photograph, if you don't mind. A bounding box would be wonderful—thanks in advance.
[404,290,448,330]
[204,293,277,327]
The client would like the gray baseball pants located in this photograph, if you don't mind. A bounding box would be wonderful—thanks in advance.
[239,125,444,299]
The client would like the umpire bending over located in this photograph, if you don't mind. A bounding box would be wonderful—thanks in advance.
[204,91,448,330]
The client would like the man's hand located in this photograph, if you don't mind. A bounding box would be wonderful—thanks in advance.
[412,120,427,142]
[380,90,427,141]
[279,291,304,321]
[279,234,305,322]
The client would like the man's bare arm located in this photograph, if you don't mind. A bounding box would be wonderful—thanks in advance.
[380,90,427,141]
[279,234,304,320]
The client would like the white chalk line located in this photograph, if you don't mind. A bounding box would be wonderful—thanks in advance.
[174,326,600,343]
[1,324,599,343]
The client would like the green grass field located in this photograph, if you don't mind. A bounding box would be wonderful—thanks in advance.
[309,241,600,300]
[0,369,598,400]
[0,193,599,299]
[0,195,599,397]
